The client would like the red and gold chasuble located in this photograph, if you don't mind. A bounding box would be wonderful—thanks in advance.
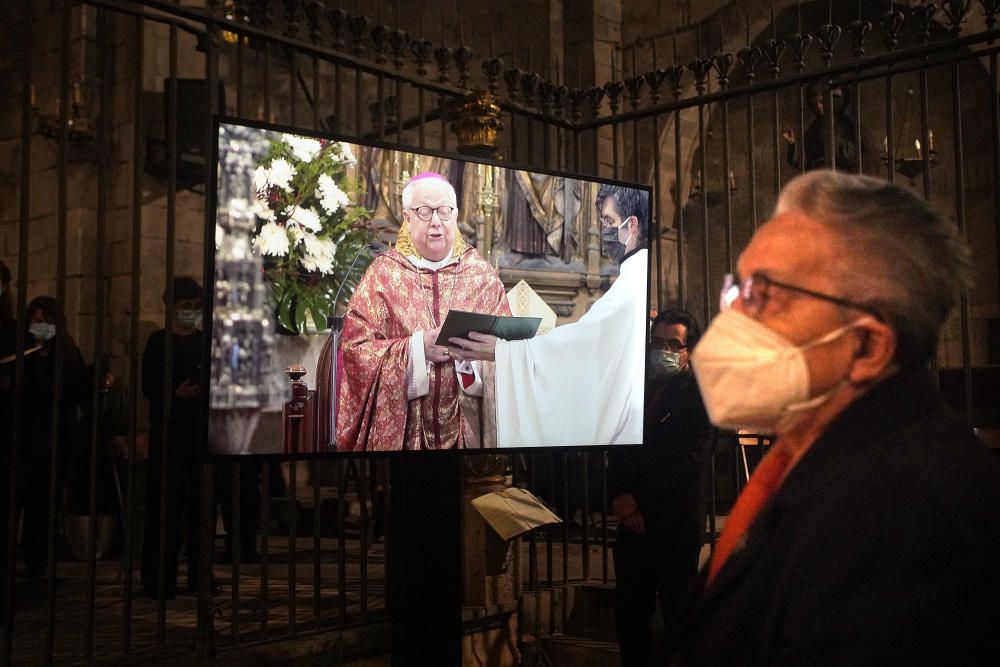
[336,243,509,451]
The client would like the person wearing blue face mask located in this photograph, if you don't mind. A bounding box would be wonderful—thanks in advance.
[7,296,87,580]
[607,308,712,667]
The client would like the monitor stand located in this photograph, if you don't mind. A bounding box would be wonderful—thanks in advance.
[388,455,462,665]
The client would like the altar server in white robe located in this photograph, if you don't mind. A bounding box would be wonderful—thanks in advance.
[449,184,649,447]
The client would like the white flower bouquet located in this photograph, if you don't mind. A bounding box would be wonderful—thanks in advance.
[251,133,372,334]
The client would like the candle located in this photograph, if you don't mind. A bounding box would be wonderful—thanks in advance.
[612,46,617,82]
[915,138,921,156]
[30,84,36,107]
[631,45,637,77]
[697,22,703,58]
[928,129,934,151]
[883,135,888,155]
[72,82,82,106]
[728,170,736,190]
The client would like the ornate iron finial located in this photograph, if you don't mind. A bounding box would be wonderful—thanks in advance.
[624,74,645,109]
[282,0,303,39]
[644,68,667,104]
[816,22,842,66]
[712,51,735,89]
[603,79,625,115]
[552,84,569,118]
[410,38,434,76]
[350,14,370,56]
[232,0,250,24]
[483,57,505,96]
[454,46,474,88]
[327,7,350,49]
[789,32,813,73]
[503,67,523,101]
[763,38,786,79]
[568,87,588,122]
[663,63,686,100]
[371,23,391,64]
[688,57,714,95]
[941,0,972,34]
[537,78,555,115]
[389,29,410,70]
[982,0,1000,31]
[521,70,541,107]
[881,7,906,51]
[588,86,606,118]
[434,44,452,82]
[304,0,325,43]
[911,3,938,42]
[256,0,275,30]
[737,45,763,83]
[847,17,872,57]
[451,91,503,158]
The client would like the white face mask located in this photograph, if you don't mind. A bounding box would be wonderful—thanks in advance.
[691,309,858,433]
[176,309,202,330]
[29,322,56,342]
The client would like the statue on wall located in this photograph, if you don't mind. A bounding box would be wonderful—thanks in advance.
[503,170,583,263]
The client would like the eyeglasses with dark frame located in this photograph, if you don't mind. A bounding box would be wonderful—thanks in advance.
[409,205,456,222]
[651,337,687,353]
[720,272,883,320]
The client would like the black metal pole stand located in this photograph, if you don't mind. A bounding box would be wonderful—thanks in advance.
[389,454,462,665]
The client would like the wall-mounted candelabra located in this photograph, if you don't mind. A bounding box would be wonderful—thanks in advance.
[31,83,94,142]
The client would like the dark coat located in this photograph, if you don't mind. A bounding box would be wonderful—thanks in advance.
[608,370,712,549]
[668,365,1000,665]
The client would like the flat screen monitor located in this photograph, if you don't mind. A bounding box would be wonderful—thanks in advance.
[205,117,651,457]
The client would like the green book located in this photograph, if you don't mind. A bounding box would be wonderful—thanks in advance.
[435,309,541,345]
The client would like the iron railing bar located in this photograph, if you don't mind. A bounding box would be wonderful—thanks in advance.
[4,1,33,659]
[752,93,756,232]
[992,52,1000,308]
[236,29,244,117]
[312,54,321,130]
[231,462,241,642]
[288,460,298,636]
[600,450,608,584]
[826,86,836,171]
[919,67,932,199]
[797,81,806,173]
[772,88,780,196]
[122,8,145,653]
[852,80,862,175]
[561,453,569,587]
[581,454,590,581]
[698,101,710,328]
[674,110,685,310]
[45,6,73,662]
[951,59,974,424]
[884,74,895,183]
[721,97,733,274]
[290,50,297,125]
[377,72,385,139]
[359,459,369,615]
[650,114,663,306]
[313,459,321,630]
[155,24,179,648]
[84,8,112,659]
[336,459,346,624]
[260,462,271,636]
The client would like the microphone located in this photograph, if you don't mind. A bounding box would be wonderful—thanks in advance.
[329,242,382,326]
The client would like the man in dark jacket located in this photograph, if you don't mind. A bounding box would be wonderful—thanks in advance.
[609,309,711,667]
[671,169,1000,664]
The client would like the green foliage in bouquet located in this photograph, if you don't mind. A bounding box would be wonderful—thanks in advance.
[251,133,374,334]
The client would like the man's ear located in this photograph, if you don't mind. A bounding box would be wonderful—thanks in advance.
[849,318,897,386]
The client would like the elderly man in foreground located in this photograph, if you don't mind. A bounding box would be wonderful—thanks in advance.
[668,170,1000,663]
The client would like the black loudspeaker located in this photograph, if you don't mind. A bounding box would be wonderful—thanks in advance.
[164,78,226,159]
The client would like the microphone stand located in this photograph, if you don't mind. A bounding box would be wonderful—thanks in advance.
[326,242,381,452]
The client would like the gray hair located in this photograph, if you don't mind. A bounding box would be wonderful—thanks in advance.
[401,173,457,210]
[775,169,973,370]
